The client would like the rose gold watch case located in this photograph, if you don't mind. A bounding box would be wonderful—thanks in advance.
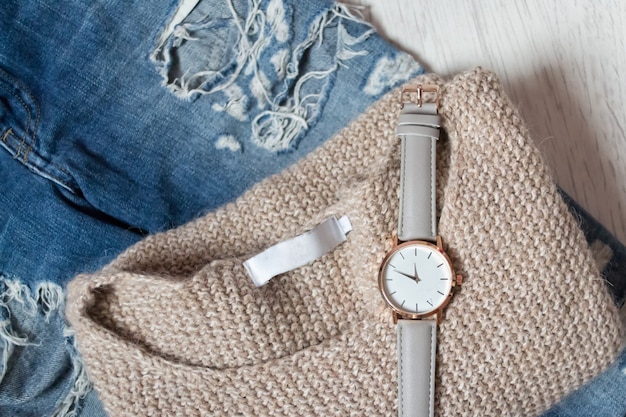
[378,236,461,324]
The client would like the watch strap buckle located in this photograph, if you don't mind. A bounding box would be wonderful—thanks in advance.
[400,84,440,109]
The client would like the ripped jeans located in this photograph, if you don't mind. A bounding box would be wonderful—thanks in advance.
[0,1,423,415]
[0,1,625,417]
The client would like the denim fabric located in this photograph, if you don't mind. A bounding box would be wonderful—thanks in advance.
[1,0,422,252]
[0,277,106,417]
[540,347,626,417]
[0,1,424,415]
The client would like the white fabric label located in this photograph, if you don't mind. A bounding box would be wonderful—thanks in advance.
[244,216,353,287]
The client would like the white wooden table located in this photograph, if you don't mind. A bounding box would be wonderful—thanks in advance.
[360,0,626,244]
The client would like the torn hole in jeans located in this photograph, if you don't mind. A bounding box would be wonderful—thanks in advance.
[151,0,376,151]
[0,278,92,417]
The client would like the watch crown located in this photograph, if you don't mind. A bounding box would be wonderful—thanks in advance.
[456,274,463,286]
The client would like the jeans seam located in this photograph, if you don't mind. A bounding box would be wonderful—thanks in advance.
[1,128,80,194]
[0,67,40,161]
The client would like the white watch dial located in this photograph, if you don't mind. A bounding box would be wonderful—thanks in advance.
[380,242,453,316]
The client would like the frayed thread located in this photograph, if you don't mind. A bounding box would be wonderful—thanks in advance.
[37,283,66,321]
[0,320,33,381]
[0,278,38,315]
[50,347,93,417]
[0,277,93,417]
[215,135,243,152]
[363,52,423,96]
[0,280,43,380]
[249,3,374,151]
[153,0,375,151]
[152,0,266,99]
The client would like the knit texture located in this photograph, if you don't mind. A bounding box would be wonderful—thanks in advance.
[66,68,623,416]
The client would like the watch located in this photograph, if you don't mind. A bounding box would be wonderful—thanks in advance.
[378,85,461,417]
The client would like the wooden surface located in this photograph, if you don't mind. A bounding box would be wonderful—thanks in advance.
[358,0,626,244]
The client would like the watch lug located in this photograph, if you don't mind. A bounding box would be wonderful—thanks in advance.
[392,310,399,324]
[436,310,443,325]
[437,310,443,325]
[436,235,444,250]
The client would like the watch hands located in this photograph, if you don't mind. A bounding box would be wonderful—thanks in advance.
[413,263,421,283]
[396,266,421,283]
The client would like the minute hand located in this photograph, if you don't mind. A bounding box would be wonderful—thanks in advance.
[413,263,421,283]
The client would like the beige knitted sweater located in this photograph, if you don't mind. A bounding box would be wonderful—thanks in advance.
[66,68,623,416]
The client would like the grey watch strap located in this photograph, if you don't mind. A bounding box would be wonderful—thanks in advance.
[397,102,440,242]
[397,319,437,417]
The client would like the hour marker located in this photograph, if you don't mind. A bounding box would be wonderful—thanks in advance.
[401,300,406,307]
[390,291,397,295]
[427,252,432,259]
[426,299,433,306]
[437,291,445,295]
[440,278,449,280]
[389,264,397,269]
[436,263,444,268]
[415,248,417,256]
[386,278,393,281]
[399,252,405,259]
[416,303,419,312]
